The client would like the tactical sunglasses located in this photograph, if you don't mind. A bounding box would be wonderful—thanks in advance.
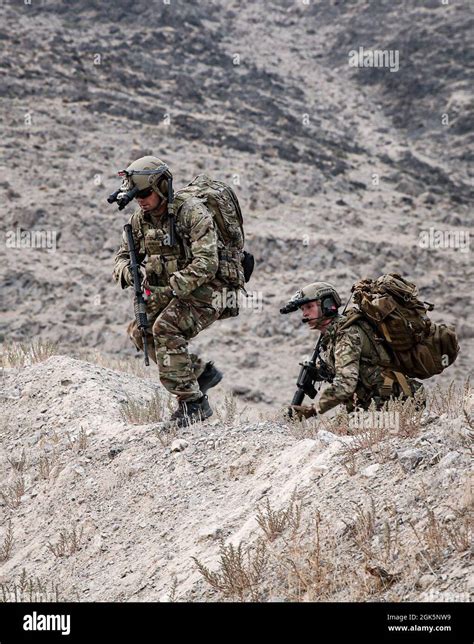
[136,187,153,199]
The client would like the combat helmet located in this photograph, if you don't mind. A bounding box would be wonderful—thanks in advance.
[107,155,173,210]
[280,282,341,315]
[122,156,172,200]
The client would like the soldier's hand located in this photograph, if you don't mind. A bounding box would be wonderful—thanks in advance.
[123,265,145,288]
[123,266,134,288]
[290,404,317,420]
[146,286,174,313]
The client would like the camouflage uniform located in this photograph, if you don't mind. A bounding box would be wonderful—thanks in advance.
[113,199,228,402]
[317,314,422,413]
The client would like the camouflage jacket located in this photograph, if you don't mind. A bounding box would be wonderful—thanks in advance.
[113,197,225,300]
[317,314,391,413]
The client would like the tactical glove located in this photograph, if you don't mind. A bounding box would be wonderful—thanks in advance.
[290,404,318,421]
[146,286,174,315]
[122,265,143,289]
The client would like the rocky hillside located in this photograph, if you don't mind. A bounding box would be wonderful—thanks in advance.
[0,354,472,603]
[0,0,472,411]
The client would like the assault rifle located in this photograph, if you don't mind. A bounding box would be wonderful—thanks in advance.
[124,223,149,366]
[291,335,334,407]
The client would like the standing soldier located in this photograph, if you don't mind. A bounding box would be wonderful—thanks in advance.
[112,156,242,427]
[280,282,424,419]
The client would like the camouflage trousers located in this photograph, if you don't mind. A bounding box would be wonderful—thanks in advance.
[128,292,225,401]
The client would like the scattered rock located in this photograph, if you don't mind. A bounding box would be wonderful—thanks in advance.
[170,439,189,453]
[317,430,340,445]
[437,451,461,468]
[361,463,380,477]
[396,448,425,472]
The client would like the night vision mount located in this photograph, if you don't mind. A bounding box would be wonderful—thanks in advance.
[280,290,308,314]
[106,163,173,211]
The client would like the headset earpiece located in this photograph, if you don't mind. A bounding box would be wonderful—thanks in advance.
[321,296,338,317]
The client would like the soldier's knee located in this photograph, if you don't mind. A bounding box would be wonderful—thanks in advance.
[152,316,181,342]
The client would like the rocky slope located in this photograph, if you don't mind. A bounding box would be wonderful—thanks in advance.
[0,355,472,602]
[0,0,472,411]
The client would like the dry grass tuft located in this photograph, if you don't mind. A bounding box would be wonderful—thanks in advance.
[37,451,59,481]
[76,349,154,379]
[120,391,166,424]
[1,340,58,368]
[215,392,238,425]
[409,503,472,568]
[65,426,88,452]
[154,425,178,448]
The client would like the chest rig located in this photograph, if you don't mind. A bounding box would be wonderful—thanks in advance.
[136,213,190,287]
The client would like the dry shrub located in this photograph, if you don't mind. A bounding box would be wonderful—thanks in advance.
[277,511,338,601]
[38,453,51,480]
[0,520,14,562]
[0,477,25,509]
[1,340,58,368]
[47,526,83,558]
[428,379,471,419]
[444,514,472,553]
[256,492,302,542]
[409,503,472,569]
[120,391,166,424]
[344,498,376,557]
[192,538,268,601]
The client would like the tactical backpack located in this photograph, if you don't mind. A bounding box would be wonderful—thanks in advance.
[340,273,459,394]
[171,175,254,291]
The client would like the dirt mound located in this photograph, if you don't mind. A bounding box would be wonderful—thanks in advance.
[0,355,471,602]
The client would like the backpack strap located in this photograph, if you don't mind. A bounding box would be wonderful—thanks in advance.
[337,311,364,331]
[380,370,412,397]
[341,311,412,398]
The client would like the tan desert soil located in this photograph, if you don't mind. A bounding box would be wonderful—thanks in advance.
[0,356,472,602]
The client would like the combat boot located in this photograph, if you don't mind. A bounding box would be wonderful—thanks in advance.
[170,395,213,428]
[197,361,223,395]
